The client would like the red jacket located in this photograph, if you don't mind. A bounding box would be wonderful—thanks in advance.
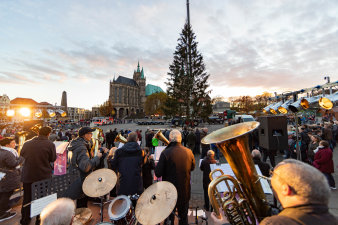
[313,147,334,174]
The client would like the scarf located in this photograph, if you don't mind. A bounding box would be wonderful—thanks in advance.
[314,146,324,154]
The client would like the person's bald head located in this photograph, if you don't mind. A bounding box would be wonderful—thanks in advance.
[207,150,215,157]
[271,159,330,206]
[251,149,261,159]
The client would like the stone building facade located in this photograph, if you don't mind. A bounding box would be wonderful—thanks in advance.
[109,62,146,118]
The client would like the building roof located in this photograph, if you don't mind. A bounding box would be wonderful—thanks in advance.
[37,102,53,106]
[146,84,164,96]
[10,98,38,105]
[114,76,138,86]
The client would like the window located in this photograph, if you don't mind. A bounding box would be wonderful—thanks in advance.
[119,88,122,103]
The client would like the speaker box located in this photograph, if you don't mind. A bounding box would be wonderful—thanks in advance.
[257,116,288,151]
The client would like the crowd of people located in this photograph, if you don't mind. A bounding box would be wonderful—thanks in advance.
[0,116,337,224]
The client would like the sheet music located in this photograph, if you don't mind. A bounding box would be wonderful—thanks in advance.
[154,146,166,161]
[255,165,273,194]
[199,159,203,168]
[118,142,124,148]
[54,141,69,154]
[30,193,57,218]
[187,209,206,217]
[210,164,234,192]
[0,172,5,181]
[209,163,272,194]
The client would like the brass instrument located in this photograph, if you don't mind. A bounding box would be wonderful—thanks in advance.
[202,121,270,224]
[209,175,256,225]
[91,127,103,157]
[153,130,170,146]
[209,168,224,181]
[30,123,42,134]
[17,131,28,155]
[114,133,127,144]
[17,123,42,155]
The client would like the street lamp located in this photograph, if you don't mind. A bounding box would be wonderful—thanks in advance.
[19,108,31,117]
[6,109,14,117]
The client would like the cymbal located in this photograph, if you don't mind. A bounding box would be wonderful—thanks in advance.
[72,208,92,225]
[82,168,117,198]
[135,181,177,225]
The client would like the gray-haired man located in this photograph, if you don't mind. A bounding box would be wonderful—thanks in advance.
[155,129,195,225]
[260,159,337,225]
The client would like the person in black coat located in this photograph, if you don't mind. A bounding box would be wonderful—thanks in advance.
[200,128,210,159]
[251,149,271,177]
[200,150,216,211]
[155,129,195,225]
[194,128,201,155]
[0,137,24,222]
[105,130,112,149]
[20,127,56,225]
[109,132,144,196]
[142,147,155,189]
[63,127,105,208]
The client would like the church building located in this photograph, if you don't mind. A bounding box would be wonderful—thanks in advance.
[109,62,164,118]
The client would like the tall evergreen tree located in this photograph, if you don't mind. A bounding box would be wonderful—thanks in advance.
[164,23,212,119]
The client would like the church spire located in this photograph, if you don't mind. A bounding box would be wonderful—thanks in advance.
[137,61,141,73]
[141,67,144,79]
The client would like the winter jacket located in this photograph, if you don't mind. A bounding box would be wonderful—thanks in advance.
[0,148,24,192]
[253,157,271,177]
[68,137,100,180]
[155,142,195,204]
[21,136,56,183]
[313,147,334,174]
[200,156,216,186]
[109,141,144,195]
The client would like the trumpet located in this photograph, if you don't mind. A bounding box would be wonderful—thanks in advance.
[153,130,169,146]
[202,121,270,224]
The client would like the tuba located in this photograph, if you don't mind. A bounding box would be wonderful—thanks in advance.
[114,133,127,144]
[202,121,270,224]
[153,130,170,146]
[17,123,42,155]
[17,131,29,155]
[91,127,104,157]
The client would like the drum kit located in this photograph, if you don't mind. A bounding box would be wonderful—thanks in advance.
[81,168,178,225]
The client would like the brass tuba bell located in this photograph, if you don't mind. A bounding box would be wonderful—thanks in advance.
[202,121,270,224]
[153,130,170,146]
[114,133,127,144]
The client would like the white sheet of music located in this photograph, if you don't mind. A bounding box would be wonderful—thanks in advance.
[209,163,272,194]
[118,142,124,148]
[54,141,69,154]
[154,146,166,161]
[254,165,273,194]
[30,193,57,218]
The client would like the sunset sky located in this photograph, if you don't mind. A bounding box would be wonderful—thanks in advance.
[1,0,338,109]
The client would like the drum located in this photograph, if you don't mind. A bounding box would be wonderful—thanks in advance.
[108,195,136,225]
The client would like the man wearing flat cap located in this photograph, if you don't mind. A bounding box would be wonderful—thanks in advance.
[64,127,107,208]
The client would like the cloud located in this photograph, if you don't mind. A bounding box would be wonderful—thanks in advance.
[0,0,338,107]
